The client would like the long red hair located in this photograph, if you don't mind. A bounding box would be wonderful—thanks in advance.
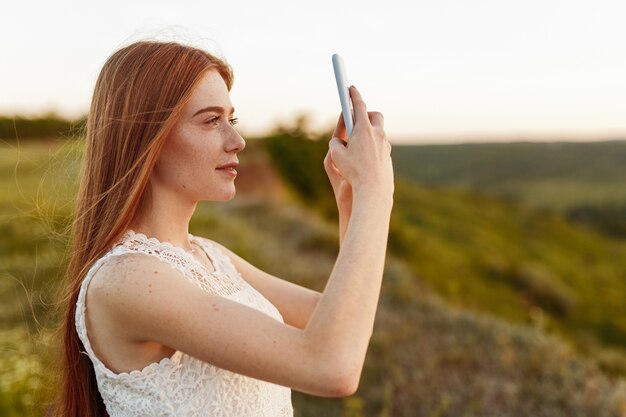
[53,40,233,417]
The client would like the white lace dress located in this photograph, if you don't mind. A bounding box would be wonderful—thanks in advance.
[75,230,294,417]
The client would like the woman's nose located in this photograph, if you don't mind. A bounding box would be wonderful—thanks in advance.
[227,128,246,152]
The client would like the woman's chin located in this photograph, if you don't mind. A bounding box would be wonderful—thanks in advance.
[217,188,237,201]
[200,184,237,202]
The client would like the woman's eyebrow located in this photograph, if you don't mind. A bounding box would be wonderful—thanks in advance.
[192,106,235,117]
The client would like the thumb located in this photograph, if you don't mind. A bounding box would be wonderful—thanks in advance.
[324,150,340,179]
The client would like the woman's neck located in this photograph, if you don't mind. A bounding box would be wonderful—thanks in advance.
[128,186,198,251]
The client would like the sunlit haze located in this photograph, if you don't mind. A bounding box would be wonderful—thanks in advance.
[1,0,625,143]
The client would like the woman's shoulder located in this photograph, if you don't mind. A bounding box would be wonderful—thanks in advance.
[93,249,168,274]
[88,250,186,299]
[83,250,197,335]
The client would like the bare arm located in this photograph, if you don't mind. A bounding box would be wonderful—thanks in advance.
[304,86,394,390]
[90,86,393,397]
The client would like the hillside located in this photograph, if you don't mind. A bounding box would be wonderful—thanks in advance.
[2,137,626,416]
[262,132,626,372]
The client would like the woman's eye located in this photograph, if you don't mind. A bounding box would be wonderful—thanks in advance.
[205,117,238,126]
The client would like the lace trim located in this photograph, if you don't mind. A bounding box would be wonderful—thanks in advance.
[118,230,284,322]
[116,230,245,297]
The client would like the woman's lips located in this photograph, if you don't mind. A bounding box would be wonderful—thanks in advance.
[216,161,238,177]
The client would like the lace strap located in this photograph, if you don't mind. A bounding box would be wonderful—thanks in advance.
[191,236,240,278]
[118,230,244,296]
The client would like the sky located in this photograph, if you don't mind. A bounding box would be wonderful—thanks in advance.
[1,0,625,144]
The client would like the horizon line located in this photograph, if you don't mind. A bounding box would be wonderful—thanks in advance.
[2,112,625,146]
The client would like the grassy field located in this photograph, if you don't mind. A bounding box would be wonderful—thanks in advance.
[2,137,626,416]
[0,139,77,416]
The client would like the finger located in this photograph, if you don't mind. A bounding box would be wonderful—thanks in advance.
[329,137,347,163]
[329,136,347,149]
[324,150,340,178]
[349,86,369,128]
[368,112,385,130]
[324,159,342,190]
[331,113,347,143]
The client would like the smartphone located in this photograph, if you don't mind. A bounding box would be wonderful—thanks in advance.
[332,54,355,137]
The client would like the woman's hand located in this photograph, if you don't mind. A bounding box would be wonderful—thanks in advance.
[324,86,394,245]
[327,86,393,199]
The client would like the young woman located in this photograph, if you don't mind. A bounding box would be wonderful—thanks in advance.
[56,40,394,417]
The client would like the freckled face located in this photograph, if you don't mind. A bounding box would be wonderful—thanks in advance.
[151,70,246,202]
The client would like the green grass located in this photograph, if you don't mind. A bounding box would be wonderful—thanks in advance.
[2,137,626,416]
[391,179,626,349]
[0,139,78,416]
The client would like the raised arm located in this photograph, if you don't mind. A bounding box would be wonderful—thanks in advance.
[305,85,394,390]
[88,85,393,397]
